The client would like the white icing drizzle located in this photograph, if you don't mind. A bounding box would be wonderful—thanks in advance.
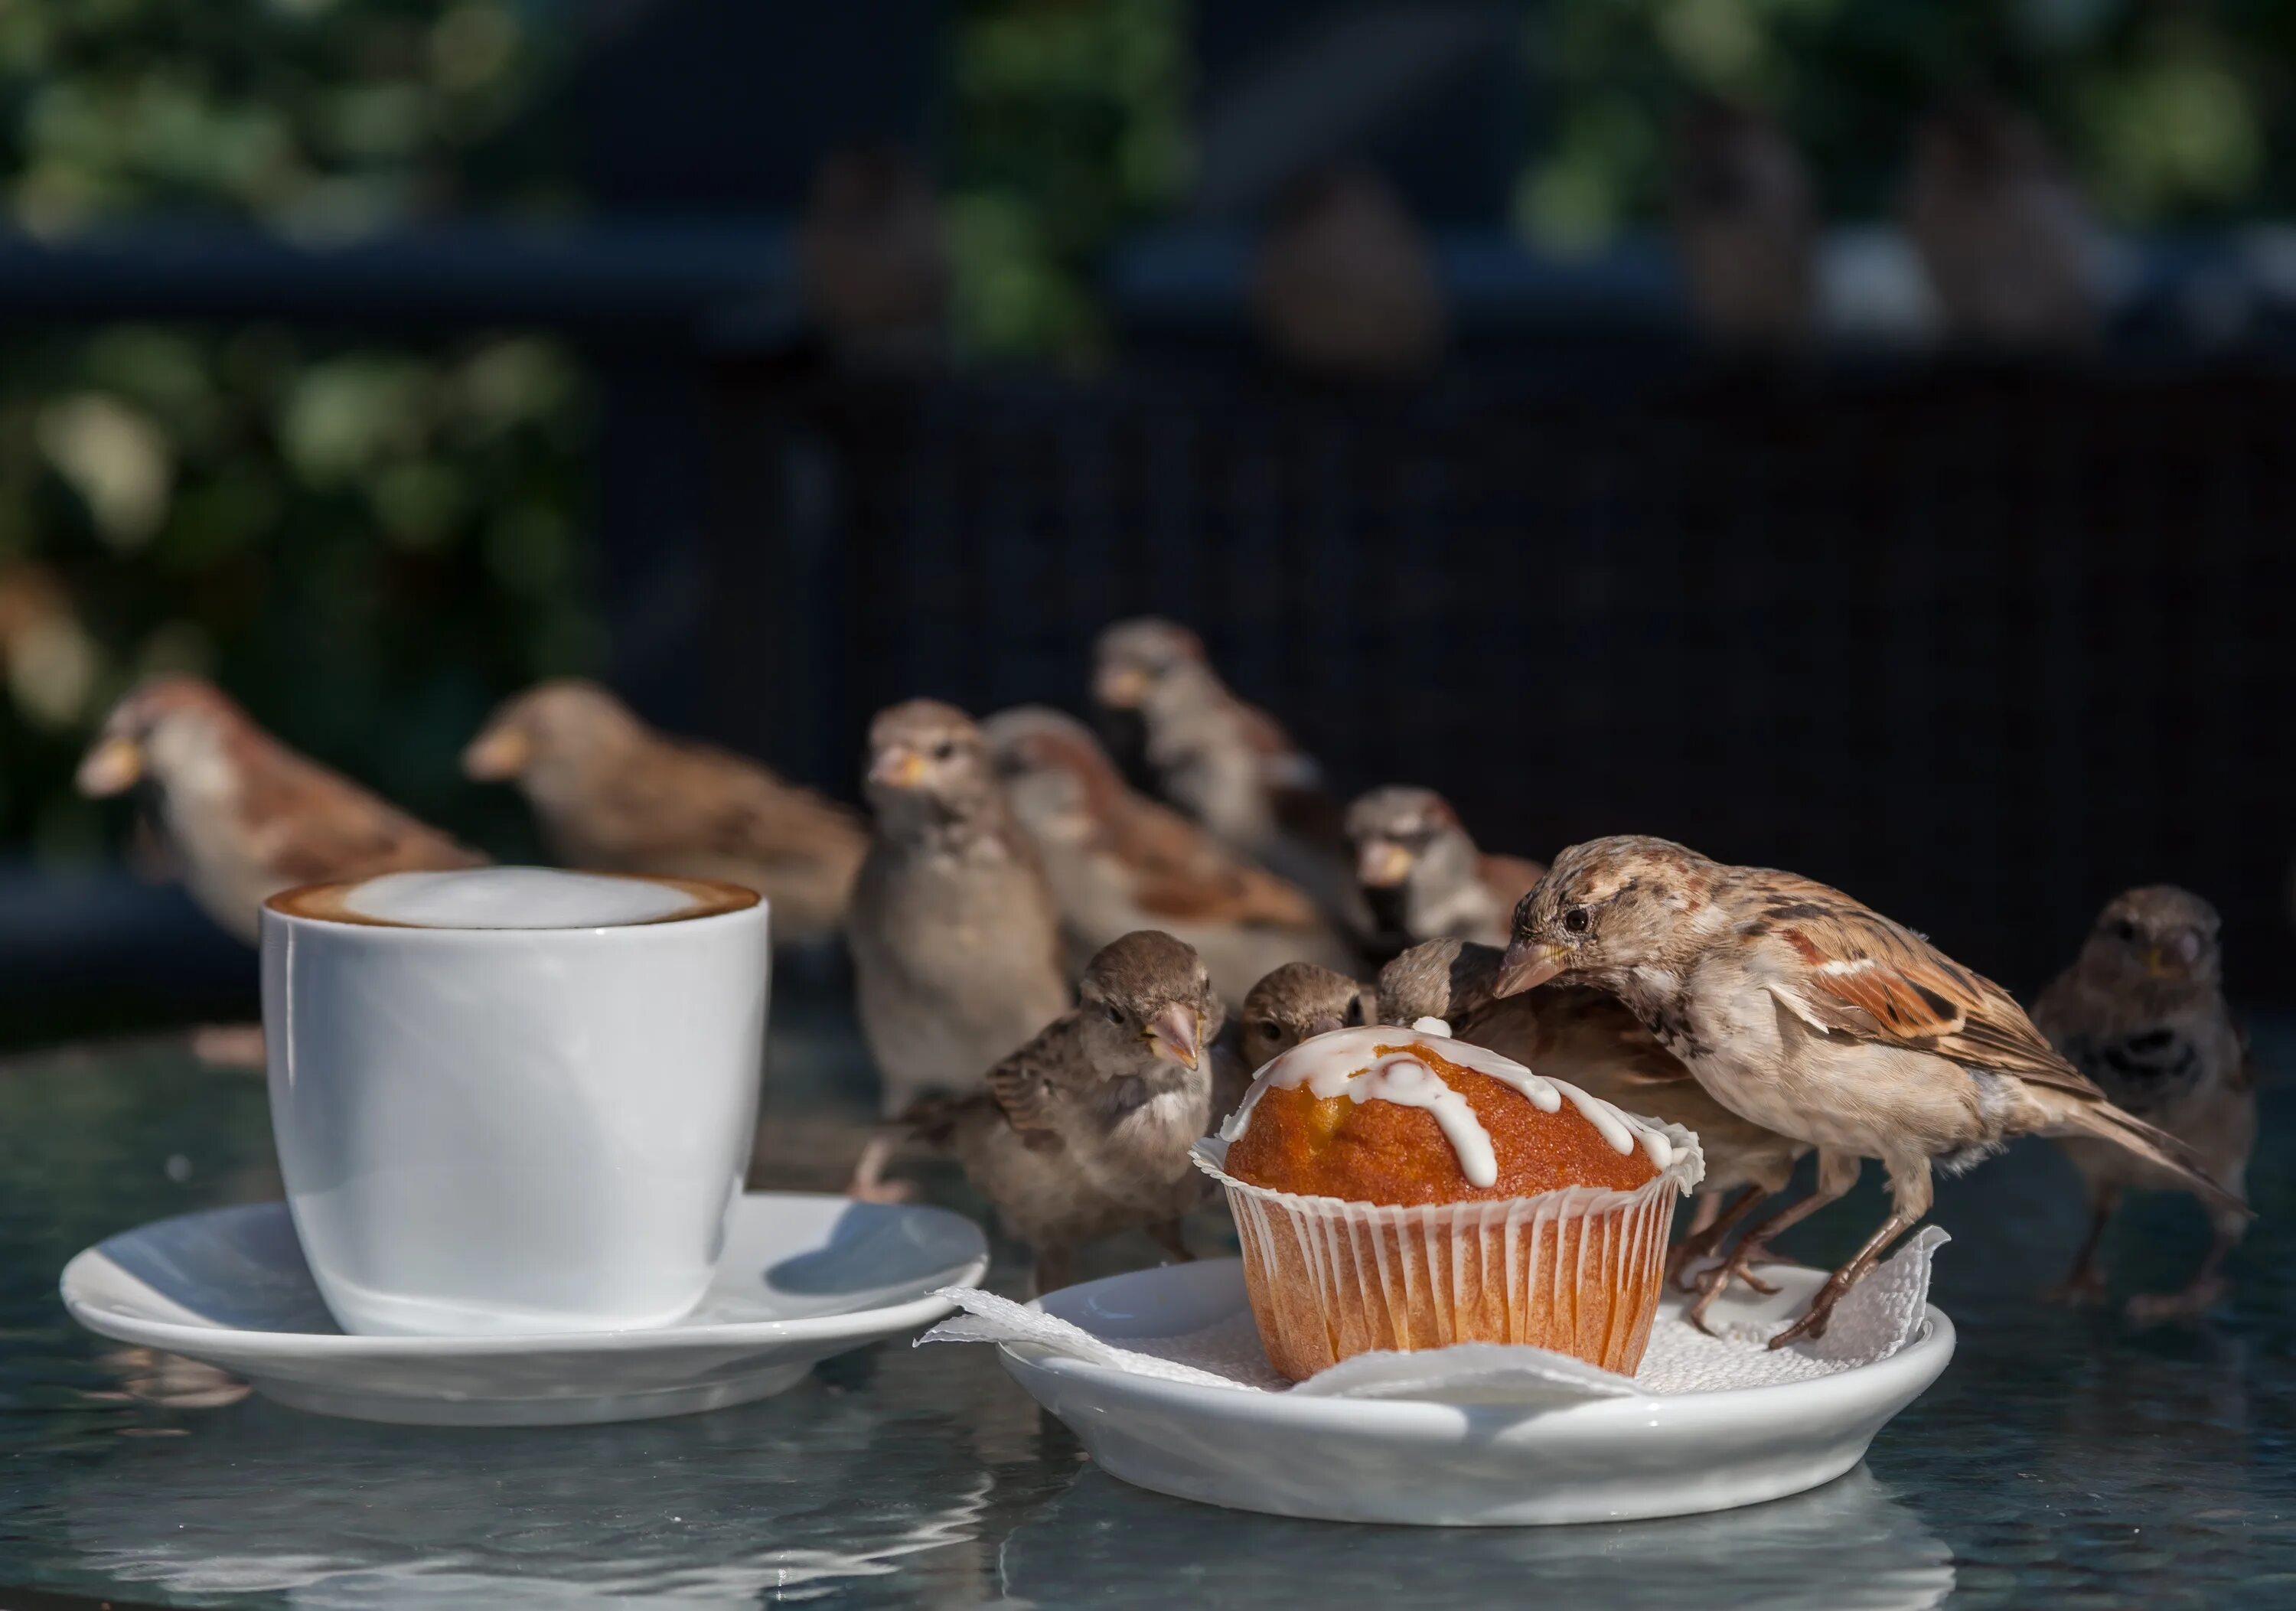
[1219,1023,1677,1189]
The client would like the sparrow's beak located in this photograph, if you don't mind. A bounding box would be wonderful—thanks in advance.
[1145,1003,1202,1070]
[1306,1014,1344,1039]
[2141,945,2187,981]
[868,745,929,791]
[1357,840,1414,889]
[76,735,143,797]
[1094,664,1149,709]
[460,726,530,782]
[1492,939,1566,998]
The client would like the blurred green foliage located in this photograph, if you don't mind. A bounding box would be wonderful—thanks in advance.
[947,0,1193,362]
[1521,0,2296,249]
[0,0,589,863]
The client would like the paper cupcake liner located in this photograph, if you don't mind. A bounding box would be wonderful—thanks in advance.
[1192,1125,1702,1381]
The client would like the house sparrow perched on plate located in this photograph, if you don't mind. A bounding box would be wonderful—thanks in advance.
[797,143,947,369]
[1091,618,1355,918]
[77,675,484,944]
[1253,165,1446,379]
[1378,936,1805,1286]
[462,679,866,947]
[1494,836,2246,1346]
[985,705,1358,1006]
[906,931,1218,1292]
[1906,96,2095,350]
[1345,785,1544,952]
[846,699,1070,1196]
[1671,99,1815,351]
[2032,887,2255,1321]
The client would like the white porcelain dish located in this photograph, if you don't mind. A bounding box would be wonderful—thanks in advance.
[62,1193,986,1426]
[997,1258,1954,1526]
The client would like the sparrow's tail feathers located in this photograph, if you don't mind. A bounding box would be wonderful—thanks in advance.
[2046,1093,2250,1218]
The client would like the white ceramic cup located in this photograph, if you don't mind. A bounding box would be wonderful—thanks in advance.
[259,866,770,1337]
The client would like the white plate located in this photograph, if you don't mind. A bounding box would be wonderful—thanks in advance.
[997,1258,1954,1526]
[62,1192,987,1426]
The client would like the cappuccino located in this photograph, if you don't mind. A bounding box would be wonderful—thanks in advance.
[270,866,758,930]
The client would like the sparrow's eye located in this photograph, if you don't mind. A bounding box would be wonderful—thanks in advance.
[931,739,956,761]
[1563,907,1591,934]
[1257,1019,1279,1039]
[1104,1004,1126,1026]
[2110,919,2138,943]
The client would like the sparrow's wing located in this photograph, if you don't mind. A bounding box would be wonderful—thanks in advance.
[1752,875,2102,1099]
[1114,797,1324,928]
[239,745,484,883]
[610,740,864,869]
[984,1012,1088,1137]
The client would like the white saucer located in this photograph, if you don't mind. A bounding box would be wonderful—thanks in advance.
[997,1259,1954,1526]
[61,1193,987,1426]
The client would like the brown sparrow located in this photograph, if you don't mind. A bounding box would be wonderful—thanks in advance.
[1378,936,1806,1283]
[1090,618,1353,916]
[1345,785,1544,952]
[1253,165,1446,379]
[845,699,1070,1195]
[1671,99,1815,351]
[985,705,1358,1006]
[1906,96,2095,350]
[2032,887,2255,1322]
[1494,836,2246,1346]
[796,143,947,368]
[462,679,866,947]
[77,676,484,944]
[906,931,1218,1292]
[1237,960,1376,1075]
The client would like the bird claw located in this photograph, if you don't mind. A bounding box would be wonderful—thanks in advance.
[2125,1277,2227,1326]
[845,1177,918,1205]
[1767,1306,1830,1350]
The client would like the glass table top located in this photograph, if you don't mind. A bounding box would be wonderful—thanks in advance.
[3,989,2292,1609]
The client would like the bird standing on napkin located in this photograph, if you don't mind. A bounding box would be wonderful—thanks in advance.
[1905,96,2095,350]
[847,699,1070,1198]
[1091,618,1355,918]
[907,930,1220,1293]
[2031,887,2255,1321]
[1670,99,1815,351]
[1494,836,2248,1346]
[1345,785,1544,954]
[1378,936,1805,1292]
[77,675,484,944]
[462,679,866,947]
[986,705,1358,1006]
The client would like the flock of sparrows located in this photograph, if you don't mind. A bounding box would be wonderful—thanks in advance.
[77,619,2255,1343]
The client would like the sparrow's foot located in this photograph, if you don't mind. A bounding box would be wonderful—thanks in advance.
[2126,1276,2228,1326]
[1767,1300,1834,1350]
[2044,1270,2110,1308]
[1684,1239,1780,1334]
[843,1133,916,1203]
[1666,1227,1732,1292]
[190,1023,266,1070]
[1146,1219,1195,1264]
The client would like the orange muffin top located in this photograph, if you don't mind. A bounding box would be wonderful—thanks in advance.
[1221,1026,1663,1206]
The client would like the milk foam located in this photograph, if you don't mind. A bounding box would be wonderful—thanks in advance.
[341,868,703,930]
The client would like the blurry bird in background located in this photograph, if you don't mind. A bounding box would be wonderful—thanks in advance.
[796,143,949,369]
[2033,887,2255,1322]
[1252,165,1446,380]
[1091,618,1356,922]
[1344,785,1543,955]
[1905,95,2097,351]
[906,930,1218,1292]
[77,675,484,946]
[1377,935,1805,1289]
[846,698,1070,1199]
[462,679,866,949]
[1496,836,2248,1345]
[985,705,1358,1008]
[1670,99,1816,351]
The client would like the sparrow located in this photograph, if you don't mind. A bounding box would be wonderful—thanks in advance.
[77,675,484,944]
[1345,785,1544,953]
[2031,887,2255,1322]
[1494,836,2246,1347]
[796,143,948,368]
[1670,99,1815,351]
[1090,617,1354,917]
[461,679,867,947]
[905,930,1218,1292]
[1253,165,1446,379]
[1236,960,1376,1077]
[1378,936,1805,1284]
[846,699,1070,1195]
[984,705,1358,1007]
[1905,96,2096,351]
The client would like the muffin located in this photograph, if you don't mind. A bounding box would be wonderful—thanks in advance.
[1193,1017,1702,1380]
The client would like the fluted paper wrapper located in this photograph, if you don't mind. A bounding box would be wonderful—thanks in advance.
[1193,1125,1702,1381]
